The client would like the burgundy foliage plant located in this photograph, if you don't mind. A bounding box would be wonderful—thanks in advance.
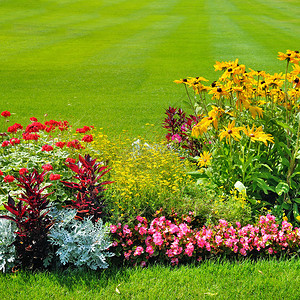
[61,154,113,222]
[0,169,54,270]
[163,106,202,156]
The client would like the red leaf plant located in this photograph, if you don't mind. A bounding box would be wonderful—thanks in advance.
[61,154,113,223]
[0,169,54,270]
[163,106,202,157]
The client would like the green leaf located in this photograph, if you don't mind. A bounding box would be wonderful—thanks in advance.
[275,182,290,196]
[282,202,291,210]
[254,178,274,194]
[281,157,290,168]
[293,203,299,216]
[187,171,208,180]
[293,198,300,204]
[275,121,295,134]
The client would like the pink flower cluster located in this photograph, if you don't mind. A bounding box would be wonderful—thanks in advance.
[110,214,300,266]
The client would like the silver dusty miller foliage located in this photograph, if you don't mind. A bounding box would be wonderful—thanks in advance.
[48,208,114,270]
[0,218,16,273]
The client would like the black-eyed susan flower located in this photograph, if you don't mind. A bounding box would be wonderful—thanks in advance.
[248,105,263,119]
[243,125,274,146]
[278,50,300,64]
[198,151,212,167]
[173,78,188,84]
[219,120,243,144]
[208,85,229,100]
[191,118,211,138]
[291,64,300,76]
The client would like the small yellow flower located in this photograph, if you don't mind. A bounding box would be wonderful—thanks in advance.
[296,216,300,222]
[198,151,212,167]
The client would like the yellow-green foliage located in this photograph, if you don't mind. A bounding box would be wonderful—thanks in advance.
[88,131,194,221]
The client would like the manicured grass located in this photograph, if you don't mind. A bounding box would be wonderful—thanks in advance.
[1,1,300,297]
[0,0,300,136]
[0,259,299,299]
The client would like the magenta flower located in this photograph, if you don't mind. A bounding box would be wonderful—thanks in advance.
[134,246,144,256]
[110,225,118,233]
[171,134,182,143]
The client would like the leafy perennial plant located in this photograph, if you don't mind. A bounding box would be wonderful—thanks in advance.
[169,50,300,223]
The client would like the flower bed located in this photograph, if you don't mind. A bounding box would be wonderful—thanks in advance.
[0,50,300,272]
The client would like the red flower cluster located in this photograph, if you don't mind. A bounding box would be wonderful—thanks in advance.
[82,134,93,143]
[41,144,54,152]
[25,122,45,133]
[66,139,83,149]
[1,138,21,147]
[19,168,29,176]
[65,158,76,164]
[42,164,53,171]
[55,141,66,149]
[7,123,23,133]
[1,111,11,117]
[44,120,70,132]
[10,138,20,146]
[3,175,15,183]
[0,170,3,176]
[22,133,40,141]
[30,117,38,122]
[49,173,60,181]
[76,126,91,133]
[1,141,10,147]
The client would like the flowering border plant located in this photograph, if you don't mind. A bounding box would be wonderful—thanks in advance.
[110,213,300,267]
[170,50,300,223]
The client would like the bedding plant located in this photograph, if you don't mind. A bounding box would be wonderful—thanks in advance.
[0,50,300,272]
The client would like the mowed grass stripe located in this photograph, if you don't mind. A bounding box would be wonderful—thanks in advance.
[206,0,272,68]
[206,0,300,73]
[230,0,300,46]
[242,0,300,20]
[0,0,186,132]
[0,0,299,135]
[0,0,172,68]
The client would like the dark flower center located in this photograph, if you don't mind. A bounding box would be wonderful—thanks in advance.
[227,129,233,134]
[217,88,222,92]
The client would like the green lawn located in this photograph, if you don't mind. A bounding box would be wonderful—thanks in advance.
[1,0,300,136]
[1,1,300,297]
[1,259,300,299]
